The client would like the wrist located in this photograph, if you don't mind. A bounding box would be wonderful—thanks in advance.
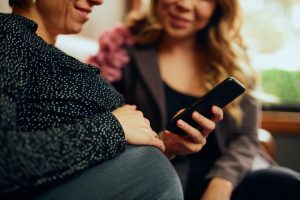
[209,177,234,191]
[202,177,233,200]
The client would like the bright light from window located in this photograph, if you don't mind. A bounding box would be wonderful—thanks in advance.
[240,0,264,13]
[240,0,300,72]
[291,4,300,31]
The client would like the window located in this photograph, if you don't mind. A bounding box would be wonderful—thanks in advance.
[240,0,300,110]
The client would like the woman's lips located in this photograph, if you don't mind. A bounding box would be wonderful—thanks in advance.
[75,6,91,21]
[169,14,192,28]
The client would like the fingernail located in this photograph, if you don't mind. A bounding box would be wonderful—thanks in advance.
[213,106,220,112]
[193,112,200,118]
[177,120,183,127]
[211,106,216,111]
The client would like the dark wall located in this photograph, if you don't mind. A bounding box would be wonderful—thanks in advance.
[274,135,300,172]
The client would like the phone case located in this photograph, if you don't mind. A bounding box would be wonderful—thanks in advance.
[165,76,245,136]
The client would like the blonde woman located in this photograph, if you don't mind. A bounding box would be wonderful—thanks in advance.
[90,0,300,199]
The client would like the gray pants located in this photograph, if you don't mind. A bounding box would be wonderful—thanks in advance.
[34,146,183,200]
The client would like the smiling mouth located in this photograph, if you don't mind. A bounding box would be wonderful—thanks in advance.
[75,6,91,21]
[169,14,192,28]
[170,13,192,23]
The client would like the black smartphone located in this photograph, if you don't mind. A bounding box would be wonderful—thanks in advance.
[165,76,245,136]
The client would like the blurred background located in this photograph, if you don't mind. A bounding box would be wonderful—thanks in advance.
[239,0,300,172]
[1,0,299,171]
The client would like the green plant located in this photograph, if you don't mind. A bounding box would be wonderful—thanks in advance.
[261,69,300,104]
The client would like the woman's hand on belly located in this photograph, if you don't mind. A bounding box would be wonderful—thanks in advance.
[112,104,165,152]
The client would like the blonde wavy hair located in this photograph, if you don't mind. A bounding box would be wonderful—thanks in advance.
[126,0,258,123]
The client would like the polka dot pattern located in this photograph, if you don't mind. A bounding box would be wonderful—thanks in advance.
[0,13,126,195]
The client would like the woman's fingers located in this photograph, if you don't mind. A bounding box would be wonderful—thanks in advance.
[181,106,223,138]
[162,106,224,156]
[113,104,165,151]
[191,111,216,137]
[175,111,215,141]
[211,106,223,122]
[171,111,215,141]
[163,131,206,154]
[124,104,137,110]
[176,119,204,143]
[150,132,166,152]
[137,129,165,152]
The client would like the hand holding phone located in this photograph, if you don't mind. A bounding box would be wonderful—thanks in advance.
[165,76,245,136]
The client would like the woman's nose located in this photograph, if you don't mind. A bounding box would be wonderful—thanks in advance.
[175,0,194,9]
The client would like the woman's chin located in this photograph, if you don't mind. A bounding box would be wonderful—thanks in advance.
[66,25,84,35]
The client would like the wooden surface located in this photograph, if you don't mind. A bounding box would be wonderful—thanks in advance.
[261,111,300,135]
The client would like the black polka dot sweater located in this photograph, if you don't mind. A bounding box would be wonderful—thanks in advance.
[0,13,126,196]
